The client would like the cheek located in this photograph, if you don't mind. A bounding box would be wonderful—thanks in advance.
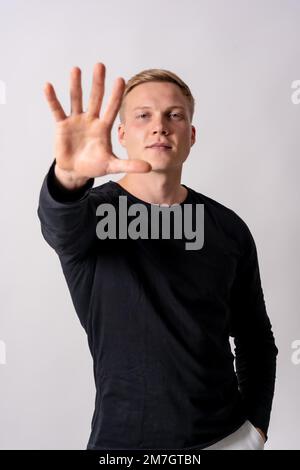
[177,131,191,146]
[128,122,145,136]
[125,131,140,144]
[125,128,146,152]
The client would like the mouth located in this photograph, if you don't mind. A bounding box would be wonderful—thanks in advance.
[146,144,172,150]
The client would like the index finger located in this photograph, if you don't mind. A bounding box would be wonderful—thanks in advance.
[101,77,126,129]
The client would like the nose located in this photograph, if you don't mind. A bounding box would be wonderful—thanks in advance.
[153,127,169,136]
[152,116,169,135]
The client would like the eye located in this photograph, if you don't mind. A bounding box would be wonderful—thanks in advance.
[136,112,183,119]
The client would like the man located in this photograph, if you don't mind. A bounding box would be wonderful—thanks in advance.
[37,62,278,450]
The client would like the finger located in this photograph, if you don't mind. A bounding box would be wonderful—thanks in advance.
[70,66,83,114]
[106,157,152,174]
[87,62,105,118]
[101,77,126,129]
[44,82,67,122]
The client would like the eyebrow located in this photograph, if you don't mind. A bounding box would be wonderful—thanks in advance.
[132,105,186,111]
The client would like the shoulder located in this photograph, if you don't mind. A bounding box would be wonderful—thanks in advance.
[186,185,256,251]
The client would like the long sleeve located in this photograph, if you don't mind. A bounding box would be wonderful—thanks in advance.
[229,224,278,443]
[37,159,96,258]
[37,160,97,330]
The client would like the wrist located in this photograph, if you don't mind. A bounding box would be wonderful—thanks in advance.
[256,427,266,443]
[54,163,89,190]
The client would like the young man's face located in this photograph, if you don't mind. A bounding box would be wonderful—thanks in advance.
[118,81,196,172]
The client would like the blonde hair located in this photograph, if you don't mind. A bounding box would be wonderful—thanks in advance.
[119,68,195,123]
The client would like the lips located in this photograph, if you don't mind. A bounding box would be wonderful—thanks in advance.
[147,143,172,149]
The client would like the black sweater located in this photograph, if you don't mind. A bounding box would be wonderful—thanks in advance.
[37,160,278,450]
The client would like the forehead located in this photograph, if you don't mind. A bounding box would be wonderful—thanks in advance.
[125,81,187,109]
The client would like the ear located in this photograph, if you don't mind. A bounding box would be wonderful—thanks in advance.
[118,123,126,148]
[190,125,196,147]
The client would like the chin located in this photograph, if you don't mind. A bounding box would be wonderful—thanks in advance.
[144,153,174,164]
[148,163,178,173]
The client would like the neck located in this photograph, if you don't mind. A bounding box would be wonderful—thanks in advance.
[115,166,187,206]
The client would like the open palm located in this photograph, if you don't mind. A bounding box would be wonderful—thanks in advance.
[44,63,151,185]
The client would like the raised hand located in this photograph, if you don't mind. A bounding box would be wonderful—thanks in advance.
[44,63,151,189]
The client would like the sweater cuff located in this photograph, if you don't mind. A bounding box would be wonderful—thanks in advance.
[47,160,94,203]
